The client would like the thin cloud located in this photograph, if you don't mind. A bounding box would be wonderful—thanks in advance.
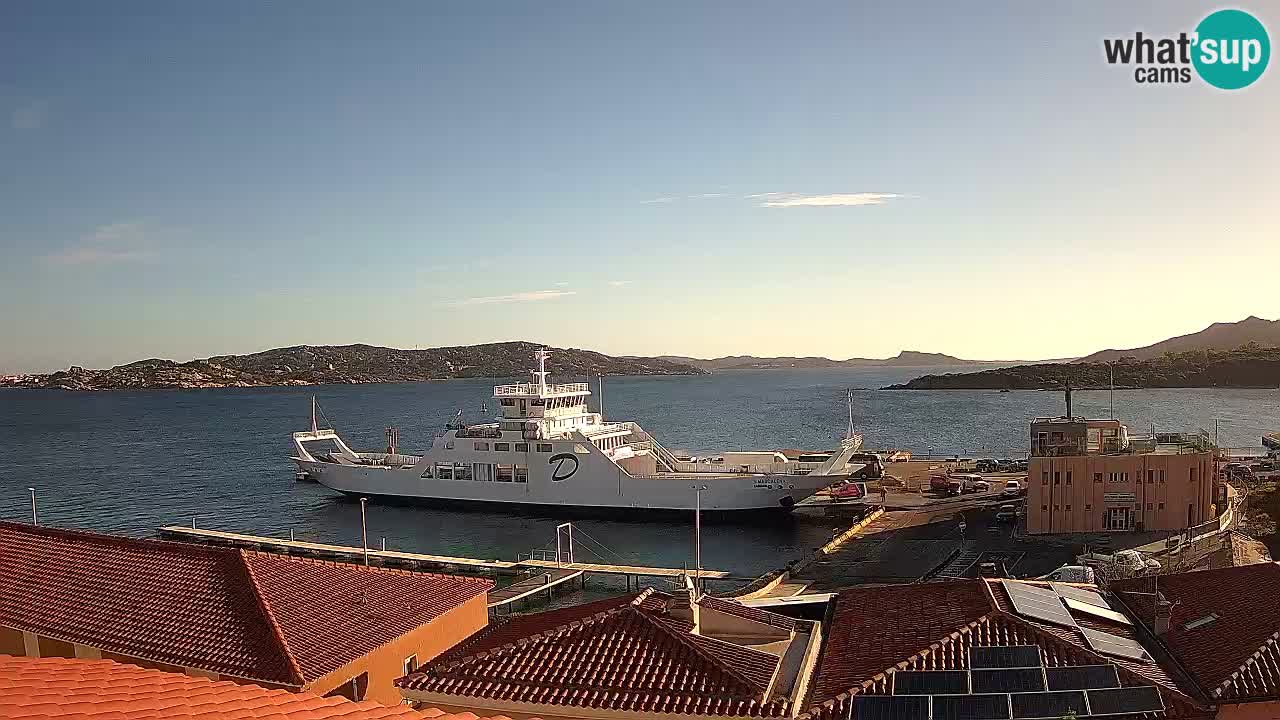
[453,289,577,306]
[757,192,903,208]
[640,196,678,204]
[11,101,47,130]
[553,281,570,287]
[607,280,632,287]
[41,222,152,266]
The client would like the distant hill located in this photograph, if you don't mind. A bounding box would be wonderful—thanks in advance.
[1077,316,1280,363]
[657,350,996,371]
[1,342,707,391]
[886,347,1280,390]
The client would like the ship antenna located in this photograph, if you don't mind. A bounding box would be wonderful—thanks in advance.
[311,395,318,434]
[846,388,855,439]
[535,348,550,395]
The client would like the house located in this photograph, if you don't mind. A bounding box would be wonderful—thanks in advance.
[0,521,492,705]
[1112,563,1280,719]
[0,653,523,720]
[397,587,824,719]
[803,577,1212,719]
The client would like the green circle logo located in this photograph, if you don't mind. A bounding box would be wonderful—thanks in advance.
[1193,9,1270,89]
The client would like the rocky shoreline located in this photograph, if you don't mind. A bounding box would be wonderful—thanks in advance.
[0,342,708,391]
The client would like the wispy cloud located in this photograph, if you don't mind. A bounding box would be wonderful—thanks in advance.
[640,192,729,205]
[756,192,903,208]
[640,196,679,204]
[607,280,632,287]
[453,289,577,306]
[553,281,571,287]
[41,222,153,266]
[11,101,48,130]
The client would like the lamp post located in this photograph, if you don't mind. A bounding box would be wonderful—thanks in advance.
[359,497,369,567]
[27,488,37,527]
[692,485,707,593]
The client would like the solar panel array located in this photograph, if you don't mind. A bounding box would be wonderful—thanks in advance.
[851,645,1165,719]
[1049,582,1109,608]
[1080,628,1154,662]
[1062,596,1133,626]
[1001,581,1077,628]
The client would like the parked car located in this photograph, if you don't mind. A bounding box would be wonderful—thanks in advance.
[1038,565,1097,584]
[1001,479,1022,497]
[971,480,990,492]
[975,459,998,473]
[996,504,1018,523]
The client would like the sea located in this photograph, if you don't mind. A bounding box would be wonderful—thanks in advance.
[2,365,1278,582]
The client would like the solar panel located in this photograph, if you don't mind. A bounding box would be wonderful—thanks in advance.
[851,695,929,720]
[1062,596,1133,626]
[930,694,1011,720]
[892,670,969,695]
[971,668,1047,693]
[1045,665,1121,691]
[1086,685,1165,715]
[971,646,1042,669]
[1049,582,1109,608]
[1009,691,1088,719]
[1002,581,1077,628]
[1080,628,1153,662]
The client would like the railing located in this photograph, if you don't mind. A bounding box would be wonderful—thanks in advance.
[494,382,589,396]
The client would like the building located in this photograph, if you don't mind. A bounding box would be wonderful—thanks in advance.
[1113,563,1280,719]
[0,521,492,705]
[1027,393,1217,533]
[804,577,1211,719]
[0,654,522,720]
[397,588,824,719]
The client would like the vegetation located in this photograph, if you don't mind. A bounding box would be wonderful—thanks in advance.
[885,347,1280,390]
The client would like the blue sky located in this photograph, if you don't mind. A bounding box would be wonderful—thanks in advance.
[1,2,1277,372]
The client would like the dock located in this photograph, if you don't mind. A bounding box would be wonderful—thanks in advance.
[157,525,738,586]
[488,568,584,611]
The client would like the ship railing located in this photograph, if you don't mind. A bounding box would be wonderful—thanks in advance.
[494,382,589,397]
[647,460,829,476]
[359,452,423,466]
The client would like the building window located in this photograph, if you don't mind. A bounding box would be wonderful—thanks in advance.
[1147,469,1155,483]
[495,442,510,451]
[474,442,489,451]
[1093,473,1103,483]
[1159,470,1166,483]
[1158,502,1165,510]
[1085,504,1092,511]
[1066,504,1072,511]
[1041,505,1048,511]
[1146,503,1154,510]
[403,655,418,675]
[515,443,529,452]
[1066,471,1073,485]
[1190,467,1198,483]
[1053,505,1060,511]
[537,443,553,452]
[1041,471,1049,486]
[1053,472,1061,485]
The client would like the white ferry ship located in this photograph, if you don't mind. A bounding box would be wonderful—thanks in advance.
[291,350,864,515]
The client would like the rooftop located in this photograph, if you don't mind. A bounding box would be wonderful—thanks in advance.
[398,589,814,717]
[0,521,492,687]
[0,654,517,720]
[1113,562,1280,703]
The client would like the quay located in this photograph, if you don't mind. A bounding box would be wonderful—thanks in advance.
[157,524,740,584]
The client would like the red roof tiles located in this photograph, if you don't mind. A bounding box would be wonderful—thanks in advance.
[0,654,516,720]
[1113,562,1280,702]
[0,522,491,686]
[399,590,793,717]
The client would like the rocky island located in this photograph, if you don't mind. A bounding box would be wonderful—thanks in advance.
[885,347,1280,390]
[0,342,708,391]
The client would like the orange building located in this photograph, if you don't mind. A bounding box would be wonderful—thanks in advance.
[0,521,491,705]
[1027,416,1217,534]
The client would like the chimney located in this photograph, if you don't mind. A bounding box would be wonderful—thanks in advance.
[1065,380,1073,419]
[1154,597,1172,635]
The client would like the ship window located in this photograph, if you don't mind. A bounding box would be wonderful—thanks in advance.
[497,464,514,482]
[421,466,434,479]
[531,398,544,406]
[515,464,528,483]
[515,443,529,452]
[537,443,553,452]
[495,443,510,451]
[474,442,489,451]
[454,463,473,481]
[500,399,514,406]
[437,463,453,480]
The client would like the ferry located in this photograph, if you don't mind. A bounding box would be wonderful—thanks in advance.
[290,350,864,514]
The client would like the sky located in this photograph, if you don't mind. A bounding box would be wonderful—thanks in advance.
[1,2,1277,372]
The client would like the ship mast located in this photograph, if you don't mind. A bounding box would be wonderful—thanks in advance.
[533,348,551,395]
[846,388,855,440]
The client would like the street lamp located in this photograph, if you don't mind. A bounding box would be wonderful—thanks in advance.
[359,497,369,567]
[691,485,707,593]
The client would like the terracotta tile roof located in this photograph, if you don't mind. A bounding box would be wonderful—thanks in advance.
[399,590,792,717]
[1112,563,1280,702]
[0,522,491,686]
[0,654,516,720]
[699,594,797,631]
[805,579,1211,720]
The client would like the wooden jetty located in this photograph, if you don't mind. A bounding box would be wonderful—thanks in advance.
[488,568,584,611]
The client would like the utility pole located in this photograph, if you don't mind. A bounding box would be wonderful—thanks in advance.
[692,485,707,593]
[359,497,369,567]
[27,488,37,526]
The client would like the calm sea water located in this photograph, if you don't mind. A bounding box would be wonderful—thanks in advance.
[2,366,1277,578]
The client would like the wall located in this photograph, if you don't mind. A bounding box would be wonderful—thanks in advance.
[307,591,488,706]
[1218,700,1280,719]
[1028,452,1214,534]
